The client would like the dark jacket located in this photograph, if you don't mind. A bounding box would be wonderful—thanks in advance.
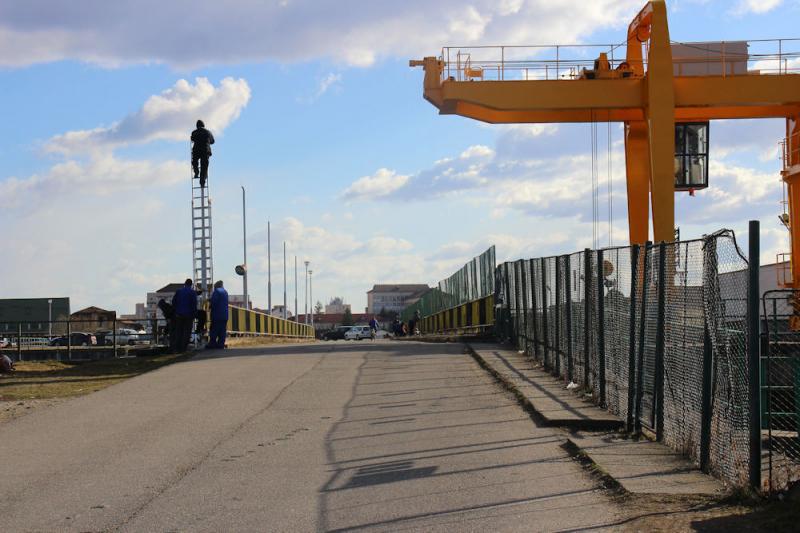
[172,286,198,318]
[191,127,215,156]
[210,287,229,321]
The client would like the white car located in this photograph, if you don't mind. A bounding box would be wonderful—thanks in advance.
[105,328,147,345]
[344,326,373,340]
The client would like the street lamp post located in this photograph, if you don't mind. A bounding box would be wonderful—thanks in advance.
[283,242,287,320]
[304,261,310,325]
[47,299,52,338]
[241,186,248,309]
[294,256,298,323]
[267,221,272,314]
[309,269,314,328]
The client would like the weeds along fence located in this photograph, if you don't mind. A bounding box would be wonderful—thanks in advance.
[401,246,496,333]
[496,229,763,489]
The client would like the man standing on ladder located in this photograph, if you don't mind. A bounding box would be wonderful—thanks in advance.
[191,119,215,187]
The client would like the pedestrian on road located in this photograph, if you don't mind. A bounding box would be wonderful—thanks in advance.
[171,278,198,353]
[191,119,215,187]
[368,316,379,340]
[208,280,229,349]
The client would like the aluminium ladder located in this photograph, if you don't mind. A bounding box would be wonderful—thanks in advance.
[191,174,214,306]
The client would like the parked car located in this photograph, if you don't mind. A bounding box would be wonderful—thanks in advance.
[102,328,147,346]
[344,326,373,340]
[0,337,10,348]
[323,326,353,341]
[49,332,97,347]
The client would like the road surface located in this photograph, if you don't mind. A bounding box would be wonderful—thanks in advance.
[0,341,623,532]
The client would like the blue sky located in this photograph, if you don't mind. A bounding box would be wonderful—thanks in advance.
[1,0,798,314]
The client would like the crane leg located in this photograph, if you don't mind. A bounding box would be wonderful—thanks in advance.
[625,121,651,245]
[645,0,676,244]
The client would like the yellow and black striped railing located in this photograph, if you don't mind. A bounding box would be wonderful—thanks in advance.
[418,295,494,336]
[227,306,315,338]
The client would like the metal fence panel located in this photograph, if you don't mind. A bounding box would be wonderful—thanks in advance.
[494,229,757,489]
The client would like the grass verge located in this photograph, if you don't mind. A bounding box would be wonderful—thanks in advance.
[0,352,193,402]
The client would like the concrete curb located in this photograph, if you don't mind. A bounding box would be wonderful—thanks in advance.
[465,343,623,431]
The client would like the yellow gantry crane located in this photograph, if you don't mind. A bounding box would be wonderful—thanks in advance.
[411,0,800,287]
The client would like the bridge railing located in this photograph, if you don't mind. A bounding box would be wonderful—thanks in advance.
[401,246,496,335]
[227,306,315,339]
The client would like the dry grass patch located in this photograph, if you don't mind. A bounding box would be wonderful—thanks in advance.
[0,353,191,402]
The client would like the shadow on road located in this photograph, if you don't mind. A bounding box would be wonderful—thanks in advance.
[315,341,617,532]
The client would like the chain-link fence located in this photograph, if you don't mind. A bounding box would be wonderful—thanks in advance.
[761,290,800,492]
[401,246,496,322]
[496,230,759,489]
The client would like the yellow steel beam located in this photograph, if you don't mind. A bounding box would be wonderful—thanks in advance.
[432,75,800,123]
[645,0,676,244]
[625,122,652,245]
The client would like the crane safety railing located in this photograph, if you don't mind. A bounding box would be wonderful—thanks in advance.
[440,39,800,82]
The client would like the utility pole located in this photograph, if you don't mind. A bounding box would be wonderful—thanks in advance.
[267,221,272,314]
[304,261,310,324]
[283,241,287,320]
[241,186,248,309]
[309,269,314,328]
[294,256,298,322]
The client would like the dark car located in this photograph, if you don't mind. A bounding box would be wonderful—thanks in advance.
[322,326,353,341]
[49,332,97,347]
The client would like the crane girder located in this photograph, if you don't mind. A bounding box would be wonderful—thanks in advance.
[412,0,800,285]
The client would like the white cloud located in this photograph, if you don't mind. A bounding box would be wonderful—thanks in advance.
[46,77,251,155]
[0,155,185,208]
[460,145,494,159]
[341,168,410,201]
[733,0,783,15]
[316,73,342,97]
[0,1,642,68]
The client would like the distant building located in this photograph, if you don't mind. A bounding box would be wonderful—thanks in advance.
[0,297,70,334]
[325,297,351,315]
[367,284,430,314]
[146,283,186,320]
[229,295,252,310]
[267,304,292,318]
[71,306,116,332]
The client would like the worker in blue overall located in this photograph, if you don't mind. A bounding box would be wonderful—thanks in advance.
[208,280,229,349]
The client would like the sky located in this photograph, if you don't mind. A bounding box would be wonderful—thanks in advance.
[1,0,799,315]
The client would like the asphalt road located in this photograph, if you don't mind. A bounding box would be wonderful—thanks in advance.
[0,341,621,532]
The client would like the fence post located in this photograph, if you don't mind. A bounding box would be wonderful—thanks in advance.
[113,318,118,358]
[747,219,762,490]
[67,319,72,362]
[654,242,667,441]
[530,259,539,358]
[504,264,512,341]
[519,260,529,355]
[597,248,607,407]
[555,257,562,376]
[565,255,574,382]
[515,261,523,350]
[583,249,592,389]
[626,245,640,431]
[700,324,713,472]
[635,242,653,435]
[17,322,22,362]
[541,257,549,369]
